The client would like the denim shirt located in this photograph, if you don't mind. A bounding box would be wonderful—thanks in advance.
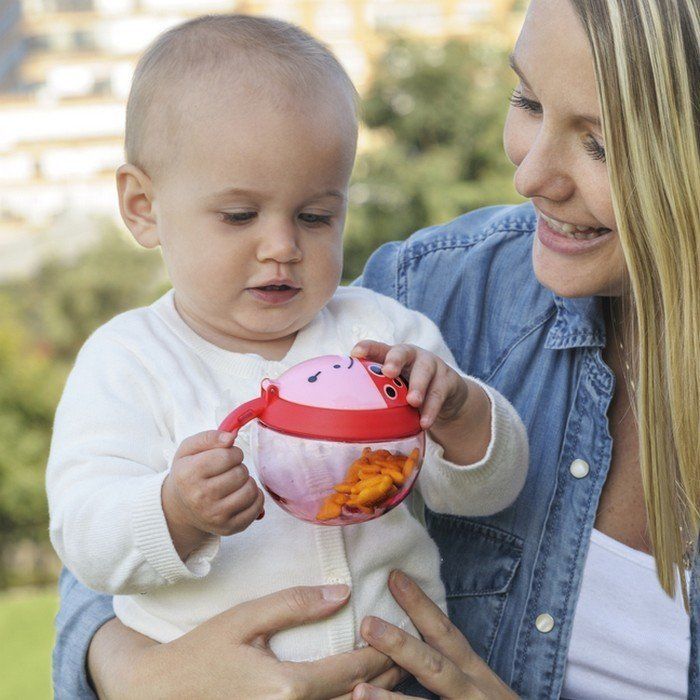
[53,202,699,699]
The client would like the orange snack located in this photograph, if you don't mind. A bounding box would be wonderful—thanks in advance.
[344,459,369,483]
[316,446,421,520]
[402,448,419,480]
[381,467,405,486]
[316,497,342,521]
[351,474,387,494]
[358,466,382,479]
[356,476,393,506]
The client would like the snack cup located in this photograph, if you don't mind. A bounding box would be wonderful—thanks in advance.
[218,355,425,525]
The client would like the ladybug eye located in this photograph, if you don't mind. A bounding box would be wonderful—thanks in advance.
[369,365,384,376]
[393,378,404,388]
[384,385,397,399]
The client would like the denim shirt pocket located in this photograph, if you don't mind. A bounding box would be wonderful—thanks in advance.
[425,510,523,664]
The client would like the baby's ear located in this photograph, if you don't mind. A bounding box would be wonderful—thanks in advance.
[116,164,159,249]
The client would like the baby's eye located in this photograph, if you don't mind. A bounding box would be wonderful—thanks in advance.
[298,212,332,226]
[222,211,257,224]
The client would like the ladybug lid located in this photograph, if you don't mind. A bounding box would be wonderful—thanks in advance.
[219,355,422,441]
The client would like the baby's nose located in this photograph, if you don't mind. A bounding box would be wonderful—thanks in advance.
[257,226,302,263]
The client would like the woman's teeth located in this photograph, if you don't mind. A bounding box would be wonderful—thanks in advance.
[541,213,610,240]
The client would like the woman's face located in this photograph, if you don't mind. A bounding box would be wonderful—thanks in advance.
[503,0,627,298]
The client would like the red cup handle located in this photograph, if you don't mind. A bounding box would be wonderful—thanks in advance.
[218,396,268,436]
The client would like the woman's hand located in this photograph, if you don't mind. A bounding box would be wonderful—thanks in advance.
[352,571,518,700]
[89,584,403,700]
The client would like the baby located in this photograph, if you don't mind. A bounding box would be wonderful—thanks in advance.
[46,15,528,664]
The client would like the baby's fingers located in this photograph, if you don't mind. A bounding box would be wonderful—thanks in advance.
[405,353,439,409]
[417,369,450,429]
[352,340,392,363]
[212,483,265,535]
[175,430,236,459]
[381,344,418,379]
[206,464,250,499]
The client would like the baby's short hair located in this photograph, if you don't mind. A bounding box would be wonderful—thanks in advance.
[125,14,359,176]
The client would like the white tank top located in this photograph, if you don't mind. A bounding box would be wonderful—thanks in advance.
[561,528,690,699]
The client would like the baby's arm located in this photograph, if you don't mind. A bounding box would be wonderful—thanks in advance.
[47,331,259,595]
[356,296,528,517]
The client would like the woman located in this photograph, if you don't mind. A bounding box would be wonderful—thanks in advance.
[53,0,699,697]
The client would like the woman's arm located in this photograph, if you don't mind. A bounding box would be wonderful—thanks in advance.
[53,568,116,699]
[353,570,518,700]
[88,584,403,699]
[54,568,403,699]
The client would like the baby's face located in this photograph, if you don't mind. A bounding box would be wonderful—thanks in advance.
[150,87,356,353]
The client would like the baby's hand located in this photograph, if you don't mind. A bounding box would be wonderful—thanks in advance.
[162,430,265,559]
[351,340,469,430]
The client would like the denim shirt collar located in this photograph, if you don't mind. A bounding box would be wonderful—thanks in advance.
[544,295,606,350]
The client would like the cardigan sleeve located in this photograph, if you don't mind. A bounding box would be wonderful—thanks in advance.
[46,330,219,595]
[370,293,529,516]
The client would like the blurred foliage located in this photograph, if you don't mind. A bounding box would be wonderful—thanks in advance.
[0,225,165,586]
[0,35,521,587]
[344,37,522,280]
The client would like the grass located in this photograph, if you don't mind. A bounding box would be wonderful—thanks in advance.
[0,587,57,700]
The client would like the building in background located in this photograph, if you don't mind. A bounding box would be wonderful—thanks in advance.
[0,0,524,279]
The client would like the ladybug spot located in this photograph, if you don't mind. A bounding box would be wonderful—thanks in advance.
[370,365,383,376]
[384,385,397,399]
[393,378,404,388]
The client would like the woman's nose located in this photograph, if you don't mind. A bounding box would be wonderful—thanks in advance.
[256,223,302,264]
[513,127,575,203]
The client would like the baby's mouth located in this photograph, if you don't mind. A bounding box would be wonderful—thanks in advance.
[257,284,294,292]
[248,284,301,305]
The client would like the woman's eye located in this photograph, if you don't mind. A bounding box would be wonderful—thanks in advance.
[222,211,257,224]
[509,90,543,115]
[298,213,332,226]
[583,136,607,163]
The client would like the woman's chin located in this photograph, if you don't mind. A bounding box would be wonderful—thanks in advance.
[532,240,627,298]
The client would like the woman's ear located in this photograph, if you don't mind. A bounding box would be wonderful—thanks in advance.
[116,164,159,249]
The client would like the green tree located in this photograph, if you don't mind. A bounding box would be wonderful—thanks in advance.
[0,224,165,586]
[343,37,523,280]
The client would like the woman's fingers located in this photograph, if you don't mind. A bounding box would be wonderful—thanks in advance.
[333,664,407,700]
[297,645,395,699]
[384,572,519,699]
[352,683,410,699]
[359,616,471,698]
[225,584,351,644]
[387,570,476,673]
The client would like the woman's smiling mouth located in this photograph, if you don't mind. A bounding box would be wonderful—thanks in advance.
[536,208,613,255]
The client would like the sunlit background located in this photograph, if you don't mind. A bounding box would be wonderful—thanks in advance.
[0,1,525,696]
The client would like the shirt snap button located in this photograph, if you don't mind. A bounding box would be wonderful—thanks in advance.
[535,613,555,633]
[569,459,590,479]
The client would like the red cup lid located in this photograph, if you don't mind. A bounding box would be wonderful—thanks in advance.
[218,355,422,442]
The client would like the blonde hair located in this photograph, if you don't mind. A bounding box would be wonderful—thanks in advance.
[125,14,359,176]
[571,0,700,601]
